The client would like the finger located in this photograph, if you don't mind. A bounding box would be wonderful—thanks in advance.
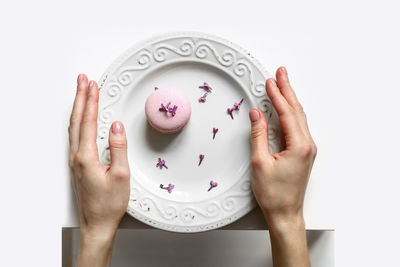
[266,78,291,117]
[108,121,130,179]
[266,79,303,140]
[296,111,314,142]
[275,67,302,111]
[69,74,88,154]
[79,80,99,155]
[249,108,273,161]
[275,67,313,141]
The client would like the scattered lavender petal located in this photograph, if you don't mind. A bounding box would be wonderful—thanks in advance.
[167,184,174,193]
[234,98,244,110]
[160,183,175,193]
[156,158,168,169]
[208,180,218,192]
[213,128,219,139]
[227,108,234,120]
[198,92,208,102]
[155,87,159,90]
[227,99,244,119]
[168,105,178,116]
[199,82,212,92]
[199,154,205,166]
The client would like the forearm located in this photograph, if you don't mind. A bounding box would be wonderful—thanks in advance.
[266,214,310,267]
[77,228,117,267]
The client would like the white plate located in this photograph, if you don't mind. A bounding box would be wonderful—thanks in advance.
[97,32,283,233]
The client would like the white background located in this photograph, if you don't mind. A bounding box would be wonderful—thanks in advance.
[0,0,399,266]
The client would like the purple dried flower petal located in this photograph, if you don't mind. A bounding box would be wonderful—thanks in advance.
[156,158,168,169]
[159,102,177,116]
[208,180,218,192]
[234,98,244,110]
[227,108,234,120]
[159,104,166,112]
[159,102,171,112]
[199,154,205,166]
[199,82,212,92]
[198,92,208,102]
[155,87,159,90]
[167,184,174,193]
[168,105,178,116]
[160,183,175,193]
[156,158,162,168]
[213,128,219,139]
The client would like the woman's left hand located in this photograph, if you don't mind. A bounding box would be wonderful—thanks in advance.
[68,74,130,266]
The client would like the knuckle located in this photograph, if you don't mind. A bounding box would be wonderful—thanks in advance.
[69,115,80,125]
[110,140,127,151]
[113,168,130,180]
[251,124,267,140]
[297,141,314,157]
[81,113,95,124]
[251,154,265,168]
[311,142,318,157]
[74,151,88,167]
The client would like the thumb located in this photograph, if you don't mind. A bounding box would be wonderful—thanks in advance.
[108,121,129,176]
[249,108,271,159]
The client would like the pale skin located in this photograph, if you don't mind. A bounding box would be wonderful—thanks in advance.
[250,67,316,267]
[68,76,130,267]
[68,67,316,267]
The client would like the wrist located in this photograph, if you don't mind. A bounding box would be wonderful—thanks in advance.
[263,210,305,235]
[264,210,310,267]
[80,225,117,247]
[78,226,117,267]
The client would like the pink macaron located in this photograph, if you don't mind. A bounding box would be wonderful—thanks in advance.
[145,87,191,134]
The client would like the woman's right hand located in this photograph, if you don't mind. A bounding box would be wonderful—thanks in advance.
[249,66,317,226]
[249,67,316,267]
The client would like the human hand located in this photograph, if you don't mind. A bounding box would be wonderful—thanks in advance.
[249,67,316,226]
[249,67,316,267]
[68,74,130,266]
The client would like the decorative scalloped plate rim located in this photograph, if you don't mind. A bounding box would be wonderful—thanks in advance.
[97,31,282,233]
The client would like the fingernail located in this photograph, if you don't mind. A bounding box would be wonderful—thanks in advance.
[77,74,84,83]
[250,109,260,122]
[281,67,287,74]
[89,80,95,90]
[112,121,124,134]
[270,79,277,86]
